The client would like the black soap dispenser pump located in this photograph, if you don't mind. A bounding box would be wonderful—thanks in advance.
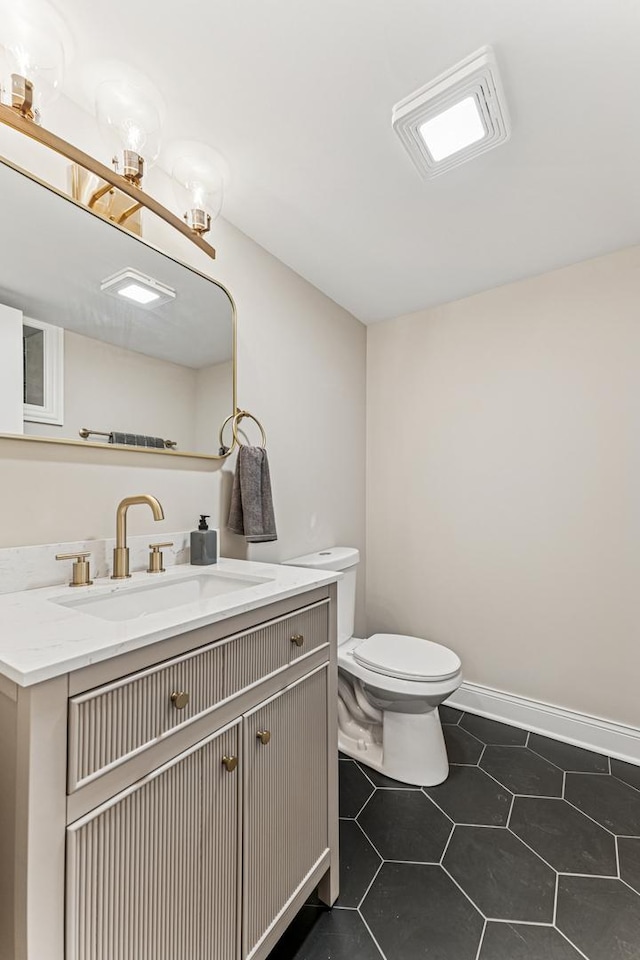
[190,515,218,565]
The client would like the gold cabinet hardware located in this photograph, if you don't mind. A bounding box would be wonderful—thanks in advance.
[222,755,238,773]
[55,551,93,587]
[290,634,305,647]
[170,691,190,710]
[147,541,174,574]
[256,730,271,745]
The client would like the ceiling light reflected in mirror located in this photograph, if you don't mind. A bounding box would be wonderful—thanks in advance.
[101,268,176,309]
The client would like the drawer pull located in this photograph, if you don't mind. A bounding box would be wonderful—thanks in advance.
[222,755,238,773]
[170,691,190,710]
[290,634,305,647]
[256,729,271,745]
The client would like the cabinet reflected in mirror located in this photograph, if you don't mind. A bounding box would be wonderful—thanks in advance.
[0,157,235,458]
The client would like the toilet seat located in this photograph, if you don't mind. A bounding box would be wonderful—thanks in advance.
[352,633,461,682]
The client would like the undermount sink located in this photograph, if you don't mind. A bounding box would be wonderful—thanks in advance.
[51,570,273,622]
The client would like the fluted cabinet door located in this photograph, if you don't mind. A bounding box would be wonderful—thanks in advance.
[242,667,328,959]
[66,722,240,960]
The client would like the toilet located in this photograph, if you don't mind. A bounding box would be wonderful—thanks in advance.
[285,547,463,786]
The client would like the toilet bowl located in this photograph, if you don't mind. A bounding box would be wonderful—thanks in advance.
[284,547,462,786]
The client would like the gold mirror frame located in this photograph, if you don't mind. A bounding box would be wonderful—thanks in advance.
[0,102,238,461]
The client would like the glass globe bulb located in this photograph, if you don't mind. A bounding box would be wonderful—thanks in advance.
[0,1,67,122]
[95,80,162,183]
[172,155,224,236]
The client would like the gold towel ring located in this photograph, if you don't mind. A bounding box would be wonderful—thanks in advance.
[218,410,267,454]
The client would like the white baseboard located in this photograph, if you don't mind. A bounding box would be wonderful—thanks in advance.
[446,681,640,766]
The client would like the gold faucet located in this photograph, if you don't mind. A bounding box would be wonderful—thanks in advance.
[112,494,165,579]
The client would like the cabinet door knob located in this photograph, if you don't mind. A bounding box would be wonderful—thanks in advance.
[222,755,238,773]
[290,634,304,647]
[256,729,271,745]
[170,691,190,710]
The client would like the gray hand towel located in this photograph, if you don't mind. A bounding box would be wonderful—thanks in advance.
[228,446,277,543]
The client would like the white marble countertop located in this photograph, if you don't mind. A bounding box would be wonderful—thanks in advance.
[0,559,338,688]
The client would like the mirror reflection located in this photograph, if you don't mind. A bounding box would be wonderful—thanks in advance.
[0,158,235,457]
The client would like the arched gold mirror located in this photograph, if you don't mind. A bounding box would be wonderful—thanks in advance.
[0,105,237,460]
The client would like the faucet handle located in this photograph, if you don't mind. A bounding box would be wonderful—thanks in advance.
[56,552,93,587]
[147,541,174,574]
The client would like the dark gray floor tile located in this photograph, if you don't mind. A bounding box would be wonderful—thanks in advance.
[336,820,381,908]
[267,906,382,960]
[425,765,513,826]
[357,763,420,789]
[439,704,463,724]
[361,862,483,960]
[357,789,452,862]
[461,714,528,746]
[556,876,640,960]
[480,746,563,797]
[528,733,608,773]
[443,826,556,922]
[612,758,640,792]
[619,837,640,895]
[443,723,484,764]
[565,772,640,836]
[479,922,583,959]
[339,760,375,818]
[510,797,617,874]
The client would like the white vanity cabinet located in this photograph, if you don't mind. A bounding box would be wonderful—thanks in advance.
[0,582,338,960]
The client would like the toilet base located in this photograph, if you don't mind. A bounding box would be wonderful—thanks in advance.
[339,707,449,787]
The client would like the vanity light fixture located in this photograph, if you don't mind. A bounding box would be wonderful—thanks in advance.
[392,46,511,178]
[0,0,68,122]
[95,79,162,185]
[101,268,176,309]
[171,146,225,237]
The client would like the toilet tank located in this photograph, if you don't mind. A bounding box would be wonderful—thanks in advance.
[283,547,359,644]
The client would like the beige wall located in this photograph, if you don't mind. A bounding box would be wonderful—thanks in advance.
[367,245,640,727]
[24,330,199,449]
[0,101,367,628]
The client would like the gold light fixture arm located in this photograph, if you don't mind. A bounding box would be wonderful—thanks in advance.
[87,180,113,208]
[116,200,143,225]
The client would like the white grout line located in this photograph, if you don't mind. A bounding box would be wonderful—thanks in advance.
[506,826,559,873]
[556,926,592,960]
[420,788,455,824]
[506,792,516,829]
[473,920,487,960]
[356,858,384,910]
[477,744,487,764]
[483,917,554,926]
[355,762,378,789]
[353,790,377,820]
[561,795,617,837]
[353,817,386,862]
[440,863,488,918]
[357,909,388,959]
[556,871,619,879]
[615,835,621,879]
[383,857,445,866]
[439,823,456,864]
[562,771,566,798]
[552,872,559,925]
[619,876,640,897]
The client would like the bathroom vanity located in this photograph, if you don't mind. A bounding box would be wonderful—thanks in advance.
[0,560,339,960]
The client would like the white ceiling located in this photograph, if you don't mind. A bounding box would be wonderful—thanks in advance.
[54,1,640,321]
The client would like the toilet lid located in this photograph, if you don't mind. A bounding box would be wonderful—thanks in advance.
[353,633,461,682]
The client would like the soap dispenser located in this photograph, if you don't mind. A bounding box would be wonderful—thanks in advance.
[190,515,218,565]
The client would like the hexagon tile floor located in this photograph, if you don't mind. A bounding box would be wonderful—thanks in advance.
[267,706,640,960]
